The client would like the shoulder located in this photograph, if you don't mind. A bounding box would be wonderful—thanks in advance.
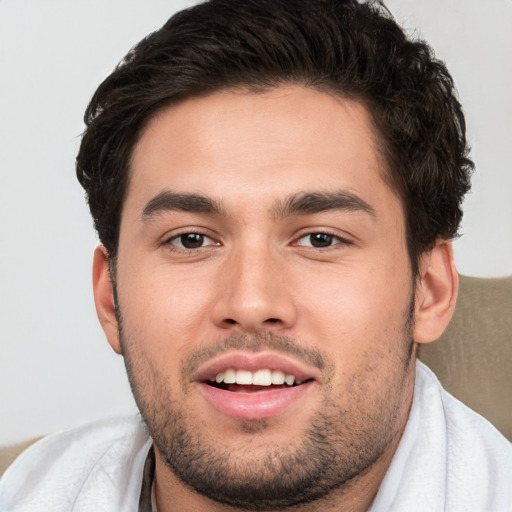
[0,415,151,512]
[416,362,512,509]
[416,361,510,448]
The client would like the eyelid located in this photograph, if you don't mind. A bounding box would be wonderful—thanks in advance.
[162,228,221,251]
[292,229,354,248]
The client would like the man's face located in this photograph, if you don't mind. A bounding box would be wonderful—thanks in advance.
[103,86,418,508]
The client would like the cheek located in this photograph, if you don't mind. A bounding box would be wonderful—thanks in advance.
[303,269,414,409]
[117,264,215,357]
[297,261,412,351]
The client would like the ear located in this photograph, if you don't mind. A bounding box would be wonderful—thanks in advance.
[92,245,122,354]
[413,240,458,344]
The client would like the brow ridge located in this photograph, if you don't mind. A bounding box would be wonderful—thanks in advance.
[141,189,375,221]
[272,191,376,219]
[141,190,226,220]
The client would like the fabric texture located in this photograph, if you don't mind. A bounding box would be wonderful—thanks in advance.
[1,362,511,512]
[419,274,512,440]
[0,416,153,512]
[0,439,41,479]
[368,362,512,511]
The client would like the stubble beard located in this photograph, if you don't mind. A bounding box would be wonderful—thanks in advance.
[118,310,415,510]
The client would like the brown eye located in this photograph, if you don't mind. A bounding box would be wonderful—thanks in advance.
[181,233,205,248]
[296,232,338,248]
[309,233,334,247]
[170,233,215,249]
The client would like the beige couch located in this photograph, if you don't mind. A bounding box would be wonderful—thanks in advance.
[1,275,510,478]
[419,274,512,441]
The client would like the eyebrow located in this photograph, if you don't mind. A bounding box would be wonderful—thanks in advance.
[272,191,376,219]
[141,189,376,222]
[141,190,226,220]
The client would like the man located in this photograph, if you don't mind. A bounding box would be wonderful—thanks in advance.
[1,0,510,510]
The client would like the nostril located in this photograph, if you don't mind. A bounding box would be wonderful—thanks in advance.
[217,316,287,330]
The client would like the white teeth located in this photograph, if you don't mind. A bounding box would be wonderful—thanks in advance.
[213,368,298,386]
[235,369,253,385]
[284,374,295,386]
[224,368,236,384]
[253,369,272,386]
[271,370,285,385]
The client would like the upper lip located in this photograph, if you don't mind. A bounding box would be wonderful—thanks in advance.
[192,351,321,384]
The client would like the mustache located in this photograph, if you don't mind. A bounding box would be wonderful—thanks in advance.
[181,332,329,382]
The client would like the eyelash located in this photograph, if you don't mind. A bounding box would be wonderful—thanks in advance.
[164,231,218,252]
[163,230,352,252]
[294,231,352,249]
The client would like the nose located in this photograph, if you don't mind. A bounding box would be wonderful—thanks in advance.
[211,244,298,333]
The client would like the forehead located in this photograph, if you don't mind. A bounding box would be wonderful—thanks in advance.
[125,85,398,220]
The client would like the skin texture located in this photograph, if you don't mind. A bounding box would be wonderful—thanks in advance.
[93,86,458,512]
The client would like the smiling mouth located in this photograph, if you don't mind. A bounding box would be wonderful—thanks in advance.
[197,362,316,419]
[206,368,313,393]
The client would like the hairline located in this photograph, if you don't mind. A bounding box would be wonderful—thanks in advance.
[107,82,419,282]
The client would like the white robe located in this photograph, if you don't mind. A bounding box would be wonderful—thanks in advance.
[1,362,511,511]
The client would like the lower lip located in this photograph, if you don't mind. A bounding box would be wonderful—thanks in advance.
[197,382,314,420]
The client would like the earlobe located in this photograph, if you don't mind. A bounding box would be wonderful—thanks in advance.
[92,245,122,354]
[413,240,458,344]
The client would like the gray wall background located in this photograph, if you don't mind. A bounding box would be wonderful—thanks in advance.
[1,0,511,444]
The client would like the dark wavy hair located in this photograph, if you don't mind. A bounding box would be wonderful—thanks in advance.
[76,0,473,276]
